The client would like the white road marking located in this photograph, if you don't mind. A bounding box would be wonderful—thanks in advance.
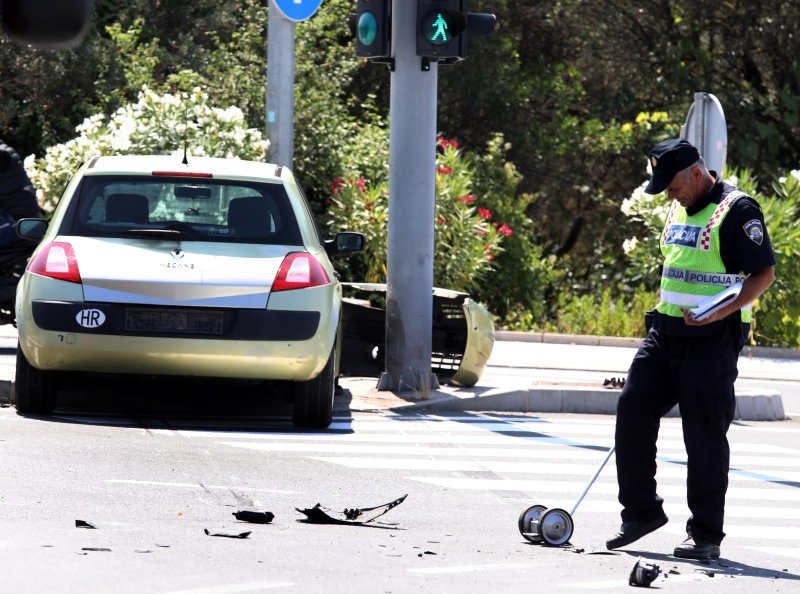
[158,582,293,594]
[405,477,800,503]
[407,561,545,575]
[102,479,297,493]
[307,455,800,483]
[215,440,800,468]
[743,546,800,560]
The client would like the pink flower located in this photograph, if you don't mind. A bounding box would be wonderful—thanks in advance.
[478,208,492,220]
[437,165,453,175]
[498,223,513,237]
[457,195,477,204]
[437,216,445,225]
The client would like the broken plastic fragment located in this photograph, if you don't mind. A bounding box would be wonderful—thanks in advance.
[75,520,96,529]
[233,510,275,524]
[297,494,408,525]
[81,547,111,552]
[204,528,251,539]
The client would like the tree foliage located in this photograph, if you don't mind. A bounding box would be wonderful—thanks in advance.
[2,0,798,344]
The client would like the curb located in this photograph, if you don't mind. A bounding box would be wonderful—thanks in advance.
[495,330,800,360]
[347,383,787,422]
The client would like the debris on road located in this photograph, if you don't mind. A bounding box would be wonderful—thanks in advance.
[75,520,96,529]
[603,377,626,389]
[81,547,111,552]
[203,528,251,539]
[233,510,274,524]
[297,494,408,525]
[629,558,661,587]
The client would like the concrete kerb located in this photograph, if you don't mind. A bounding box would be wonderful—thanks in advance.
[341,379,787,422]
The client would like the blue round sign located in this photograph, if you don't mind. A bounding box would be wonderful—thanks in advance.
[273,0,324,22]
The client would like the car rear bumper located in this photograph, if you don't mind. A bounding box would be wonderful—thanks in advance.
[18,300,333,380]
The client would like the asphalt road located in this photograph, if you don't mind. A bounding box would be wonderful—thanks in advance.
[1,405,798,593]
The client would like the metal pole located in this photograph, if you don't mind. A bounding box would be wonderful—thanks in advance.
[377,0,438,393]
[266,0,295,168]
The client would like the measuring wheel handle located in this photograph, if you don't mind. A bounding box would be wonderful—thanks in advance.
[518,504,548,544]
[537,507,574,546]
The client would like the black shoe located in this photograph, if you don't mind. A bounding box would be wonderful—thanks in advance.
[606,515,668,550]
[673,537,720,560]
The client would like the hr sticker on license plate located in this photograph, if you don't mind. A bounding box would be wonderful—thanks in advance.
[124,308,224,335]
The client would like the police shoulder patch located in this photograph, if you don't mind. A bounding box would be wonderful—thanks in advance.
[743,219,764,246]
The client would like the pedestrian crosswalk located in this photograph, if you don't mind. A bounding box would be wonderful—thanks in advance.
[160,412,800,560]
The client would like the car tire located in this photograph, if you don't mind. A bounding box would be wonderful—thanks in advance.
[292,346,335,429]
[14,343,57,415]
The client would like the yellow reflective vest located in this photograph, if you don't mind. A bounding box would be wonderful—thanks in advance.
[656,190,751,323]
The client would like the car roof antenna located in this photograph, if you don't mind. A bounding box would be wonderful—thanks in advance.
[181,106,189,165]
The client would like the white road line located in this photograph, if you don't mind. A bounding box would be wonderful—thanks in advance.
[216,440,800,469]
[181,430,796,455]
[306,455,800,483]
[407,561,545,575]
[744,546,800,560]
[158,582,293,594]
[102,479,297,493]
[660,522,800,541]
[406,477,800,502]
[575,500,800,521]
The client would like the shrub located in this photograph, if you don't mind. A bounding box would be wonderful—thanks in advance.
[24,87,268,212]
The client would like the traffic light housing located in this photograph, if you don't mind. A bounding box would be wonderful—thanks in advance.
[352,0,391,60]
[416,0,495,63]
[1,0,92,50]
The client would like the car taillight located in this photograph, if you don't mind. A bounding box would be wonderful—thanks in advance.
[27,242,82,283]
[272,252,330,292]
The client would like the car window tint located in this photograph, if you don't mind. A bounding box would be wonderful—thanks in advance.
[67,176,302,245]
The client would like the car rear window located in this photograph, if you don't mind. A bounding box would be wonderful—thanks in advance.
[63,175,303,245]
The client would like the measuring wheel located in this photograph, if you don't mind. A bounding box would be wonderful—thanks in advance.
[537,507,574,546]
[518,504,548,543]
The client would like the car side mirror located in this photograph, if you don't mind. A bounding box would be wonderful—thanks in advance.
[327,232,365,256]
[16,218,49,241]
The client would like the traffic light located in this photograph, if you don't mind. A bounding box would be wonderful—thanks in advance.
[352,0,391,60]
[416,0,496,63]
[1,0,92,50]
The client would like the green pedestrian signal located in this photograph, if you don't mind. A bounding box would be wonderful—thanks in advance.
[420,10,460,47]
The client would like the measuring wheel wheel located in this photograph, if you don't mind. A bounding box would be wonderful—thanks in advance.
[518,504,548,543]
[537,507,574,546]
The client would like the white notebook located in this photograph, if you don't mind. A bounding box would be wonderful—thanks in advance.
[691,282,742,321]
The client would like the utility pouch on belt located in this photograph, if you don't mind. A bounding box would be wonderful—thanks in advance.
[644,308,656,332]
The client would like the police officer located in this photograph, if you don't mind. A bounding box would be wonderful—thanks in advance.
[606,138,776,559]
[0,140,41,247]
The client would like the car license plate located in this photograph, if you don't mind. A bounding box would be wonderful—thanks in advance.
[124,308,224,335]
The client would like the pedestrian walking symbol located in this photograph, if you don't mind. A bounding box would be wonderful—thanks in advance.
[431,13,449,43]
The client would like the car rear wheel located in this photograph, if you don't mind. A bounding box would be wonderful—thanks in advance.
[292,346,335,429]
[14,343,57,414]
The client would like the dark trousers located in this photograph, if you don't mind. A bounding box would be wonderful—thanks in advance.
[614,322,741,545]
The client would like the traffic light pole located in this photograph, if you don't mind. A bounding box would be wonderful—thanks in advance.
[377,0,439,394]
[265,0,294,168]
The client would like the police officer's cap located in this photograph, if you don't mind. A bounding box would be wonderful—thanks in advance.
[645,138,701,195]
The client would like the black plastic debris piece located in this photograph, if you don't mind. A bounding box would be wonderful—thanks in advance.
[135,550,152,554]
[75,520,96,529]
[155,543,170,548]
[233,510,275,524]
[297,494,408,525]
[81,547,111,552]
[418,551,437,557]
[629,558,661,587]
[204,528,251,539]
[603,377,626,389]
